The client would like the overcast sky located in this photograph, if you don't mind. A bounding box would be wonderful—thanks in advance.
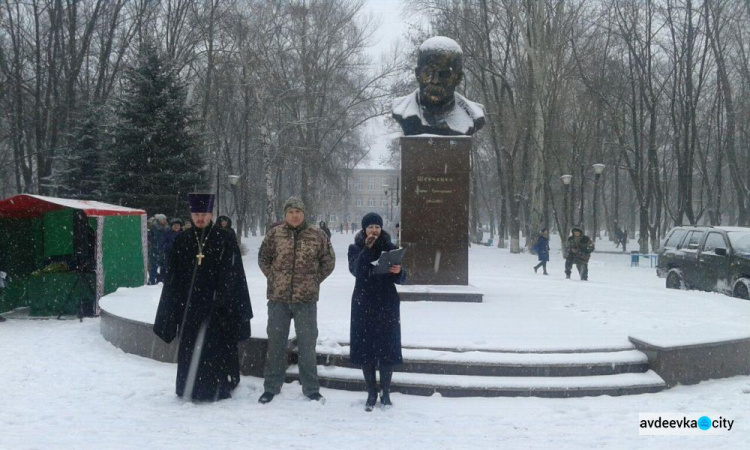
[361,0,419,169]
[365,0,404,53]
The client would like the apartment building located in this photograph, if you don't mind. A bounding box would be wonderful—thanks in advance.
[316,168,400,233]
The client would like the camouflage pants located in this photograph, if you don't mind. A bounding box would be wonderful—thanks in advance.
[565,259,588,280]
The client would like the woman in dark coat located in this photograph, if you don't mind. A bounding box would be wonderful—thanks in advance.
[532,228,550,275]
[319,221,332,239]
[348,212,406,411]
[162,218,183,259]
[217,215,237,242]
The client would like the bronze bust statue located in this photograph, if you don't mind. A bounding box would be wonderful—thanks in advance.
[392,37,485,136]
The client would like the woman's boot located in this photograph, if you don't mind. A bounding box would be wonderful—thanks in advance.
[380,365,393,407]
[363,364,378,412]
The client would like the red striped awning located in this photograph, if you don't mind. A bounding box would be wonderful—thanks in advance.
[0,195,145,219]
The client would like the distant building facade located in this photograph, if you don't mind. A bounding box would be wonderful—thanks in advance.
[315,168,400,234]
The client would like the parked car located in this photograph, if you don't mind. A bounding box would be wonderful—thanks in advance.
[656,226,750,299]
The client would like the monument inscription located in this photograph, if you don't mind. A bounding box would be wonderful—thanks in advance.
[400,136,470,285]
[414,174,459,205]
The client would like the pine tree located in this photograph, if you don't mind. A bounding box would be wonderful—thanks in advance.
[107,42,207,217]
[56,105,109,199]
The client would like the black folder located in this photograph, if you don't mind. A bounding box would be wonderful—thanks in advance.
[372,248,406,274]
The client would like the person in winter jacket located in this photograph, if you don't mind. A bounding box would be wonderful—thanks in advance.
[348,212,406,411]
[162,218,183,258]
[614,224,624,249]
[0,252,7,321]
[565,227,594,280]
[532,228,550,275]
[148,214,168,284]
[217,215,237,242]
[256,197,336,404]
[319,221,332,239]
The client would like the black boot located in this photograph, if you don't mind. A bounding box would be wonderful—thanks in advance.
[380,366,393,407]
[363,364,378,412]
[258,392,275,404]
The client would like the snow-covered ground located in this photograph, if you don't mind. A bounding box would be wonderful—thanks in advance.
[3,232,750,448]
[101,232,750,351]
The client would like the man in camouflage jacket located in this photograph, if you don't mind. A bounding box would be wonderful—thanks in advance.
[565,227,594,281]
[257,196,335,404]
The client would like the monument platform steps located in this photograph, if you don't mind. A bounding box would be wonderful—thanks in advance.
[311,346,651,377]
[287,346,667,397]
[286,365,666,398]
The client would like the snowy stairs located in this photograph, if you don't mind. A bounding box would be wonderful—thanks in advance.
[285,346,667,398]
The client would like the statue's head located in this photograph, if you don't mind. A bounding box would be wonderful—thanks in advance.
[415,37,464,110]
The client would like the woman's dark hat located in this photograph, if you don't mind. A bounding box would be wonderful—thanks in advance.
[188,193,215,213]
[361,212,383,230]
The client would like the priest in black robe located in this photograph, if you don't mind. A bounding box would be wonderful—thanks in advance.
[154,193,253,401]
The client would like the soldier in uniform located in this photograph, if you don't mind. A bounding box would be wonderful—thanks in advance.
[565,227,595,281]
[257,196,335,404]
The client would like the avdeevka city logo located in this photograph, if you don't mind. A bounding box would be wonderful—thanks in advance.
[698,416,712,431]
[638,413,734,435]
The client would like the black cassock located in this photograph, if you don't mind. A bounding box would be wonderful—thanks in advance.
[153,223,252,401]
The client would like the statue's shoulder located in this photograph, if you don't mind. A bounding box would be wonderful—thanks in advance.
[451,93,486,134]
[454,92,485,121]
[392,89,420,119]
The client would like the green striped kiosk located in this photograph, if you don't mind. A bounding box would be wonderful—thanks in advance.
[0,195,147,316]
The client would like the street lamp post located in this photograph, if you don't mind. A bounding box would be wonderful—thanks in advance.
[227,173,242,241]
[389,190,394,224]
[228,174,241,222]
[561,174,573,233]
[592,164,606,241]
[383,178,400,230]
[382,185,389,224]
[383,185,394,224]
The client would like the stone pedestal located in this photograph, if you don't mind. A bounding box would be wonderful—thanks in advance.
[400,136,481,302]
